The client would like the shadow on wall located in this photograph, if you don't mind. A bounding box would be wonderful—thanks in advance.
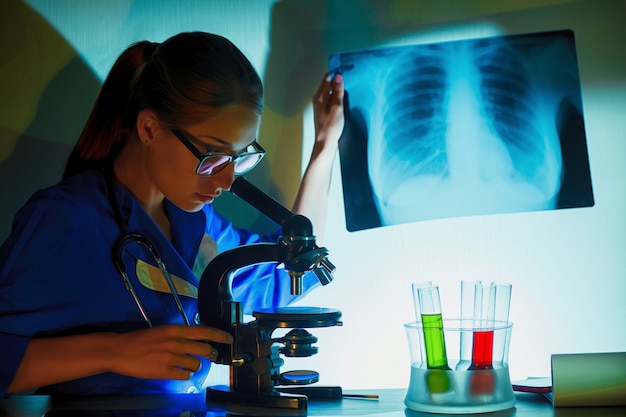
[217,0,444,234]
[261,0,409,198]
[0,0,100,241]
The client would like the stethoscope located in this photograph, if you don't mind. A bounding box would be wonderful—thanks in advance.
[105,167,191,327]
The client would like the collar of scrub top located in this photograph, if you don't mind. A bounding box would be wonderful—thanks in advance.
[105,165,191,327]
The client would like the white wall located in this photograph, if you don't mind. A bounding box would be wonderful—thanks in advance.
[14,0,626,390]
[294,0,626,388]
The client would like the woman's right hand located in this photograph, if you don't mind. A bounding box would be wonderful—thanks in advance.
[8,324,234,394]
[110,324,233,380]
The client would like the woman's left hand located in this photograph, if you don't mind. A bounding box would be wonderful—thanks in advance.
[292,73,345,242]
[312,72,345,148]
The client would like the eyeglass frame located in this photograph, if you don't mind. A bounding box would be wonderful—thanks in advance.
[170,128,265,176]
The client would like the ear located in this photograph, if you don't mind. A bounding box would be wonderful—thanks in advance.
[136,109,162,144]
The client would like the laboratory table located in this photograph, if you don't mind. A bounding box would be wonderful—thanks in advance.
[1,389,624,416]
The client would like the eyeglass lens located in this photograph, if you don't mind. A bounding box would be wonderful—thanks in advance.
[197,150,263,176]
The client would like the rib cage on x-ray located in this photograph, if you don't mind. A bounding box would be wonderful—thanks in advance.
[362,36,564,225]
[380,45,448,178]
[474,40,547,183]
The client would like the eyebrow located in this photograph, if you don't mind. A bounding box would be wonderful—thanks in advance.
[183,131,233,152]
[184,130,257,154]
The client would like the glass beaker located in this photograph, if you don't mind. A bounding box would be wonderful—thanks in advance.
[404,319,516,414]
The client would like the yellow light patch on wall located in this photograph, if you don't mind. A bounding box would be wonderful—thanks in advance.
[0,0,76,162]
[257,105,305,207]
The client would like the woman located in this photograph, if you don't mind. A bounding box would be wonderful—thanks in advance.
[0,32,344,396]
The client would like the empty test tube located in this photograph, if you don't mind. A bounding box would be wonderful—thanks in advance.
[417,285,450,370]
[459,280,485,323]
[488,282,512,324]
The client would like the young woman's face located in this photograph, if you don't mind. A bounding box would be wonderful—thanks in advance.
[147,104,262,212]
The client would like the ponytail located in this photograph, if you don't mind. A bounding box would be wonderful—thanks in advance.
[63,41,159,179]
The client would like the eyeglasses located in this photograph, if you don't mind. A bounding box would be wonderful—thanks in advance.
[170,129,265,176]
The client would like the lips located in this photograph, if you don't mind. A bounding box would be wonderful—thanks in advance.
[195,192,219,204]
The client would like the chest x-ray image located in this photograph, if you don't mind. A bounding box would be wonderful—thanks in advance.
[332,29,594,232]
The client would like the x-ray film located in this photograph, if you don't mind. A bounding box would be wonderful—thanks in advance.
[331,30,594,232]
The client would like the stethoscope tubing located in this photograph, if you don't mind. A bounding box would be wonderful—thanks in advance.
[106,168,191,327]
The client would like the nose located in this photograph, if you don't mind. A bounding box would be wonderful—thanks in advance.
[211,163,236,191]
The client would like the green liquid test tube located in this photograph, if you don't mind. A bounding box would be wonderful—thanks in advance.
[411,281,433,321]
[418,286,450,370]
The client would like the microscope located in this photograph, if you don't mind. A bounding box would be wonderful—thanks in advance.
[197,176,342,410]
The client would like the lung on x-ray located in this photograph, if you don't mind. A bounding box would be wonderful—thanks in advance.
[331,29,594,232]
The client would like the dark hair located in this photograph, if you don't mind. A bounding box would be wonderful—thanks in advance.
[63,32,263,179]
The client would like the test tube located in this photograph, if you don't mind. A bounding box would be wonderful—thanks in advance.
[459,280,486,323]
[458,280,482,370]
[417,285,449,370]
[470,281,492,370]
[488,282,512,324]
[470,282,512,369]
[411,281,433,322]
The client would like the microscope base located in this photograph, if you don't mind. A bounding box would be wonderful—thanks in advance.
[206,386,308,410]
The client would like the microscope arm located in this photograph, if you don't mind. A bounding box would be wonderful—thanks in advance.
[229,176,294,226]
[197,243,278,330]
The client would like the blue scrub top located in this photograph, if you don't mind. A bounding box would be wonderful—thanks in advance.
[0,170,318,396]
